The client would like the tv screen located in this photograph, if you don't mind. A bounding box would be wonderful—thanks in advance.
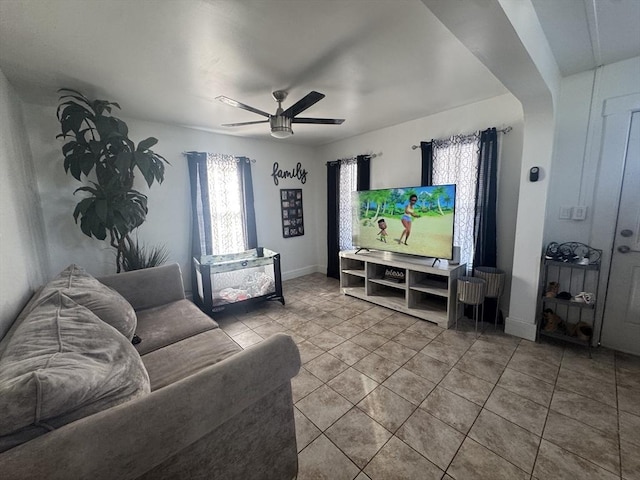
[352,184,456,259]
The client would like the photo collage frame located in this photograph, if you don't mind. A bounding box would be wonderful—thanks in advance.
[280,189,304,238]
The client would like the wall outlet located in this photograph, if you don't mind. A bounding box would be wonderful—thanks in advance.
[572,206,587,220]
[559,206,573,220]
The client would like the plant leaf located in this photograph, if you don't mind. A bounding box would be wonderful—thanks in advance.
[137,137,158,151]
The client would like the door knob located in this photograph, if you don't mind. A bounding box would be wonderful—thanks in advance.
[618,245,631,254]
[620,229,633,237]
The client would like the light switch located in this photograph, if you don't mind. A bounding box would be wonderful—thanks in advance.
[559,206,572,220]
[572,206,587,220]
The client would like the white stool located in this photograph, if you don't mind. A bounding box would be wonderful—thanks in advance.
[457,276,486,337]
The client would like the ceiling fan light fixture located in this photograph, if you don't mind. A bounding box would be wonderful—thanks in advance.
[270,115,293,138]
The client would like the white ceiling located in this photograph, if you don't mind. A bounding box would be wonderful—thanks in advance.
[0,0,638,146]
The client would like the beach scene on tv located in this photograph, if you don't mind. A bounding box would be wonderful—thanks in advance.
[352,184,456,259]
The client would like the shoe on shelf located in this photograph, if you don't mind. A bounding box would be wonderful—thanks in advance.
[545,282,560,298]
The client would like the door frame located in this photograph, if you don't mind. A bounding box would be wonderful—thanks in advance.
[591,93,640,346]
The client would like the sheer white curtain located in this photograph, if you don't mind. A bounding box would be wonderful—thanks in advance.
[338,158,358,250]
[206,153,246,254]
[432,134,480,270]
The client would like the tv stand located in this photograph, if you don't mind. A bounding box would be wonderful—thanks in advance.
[339,250,466,328]
[431,258,441,267]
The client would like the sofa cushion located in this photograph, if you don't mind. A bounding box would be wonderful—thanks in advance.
[0,290,150,449]
[141,329,242,390]
[134,299,219,355]
[43,264,137,340]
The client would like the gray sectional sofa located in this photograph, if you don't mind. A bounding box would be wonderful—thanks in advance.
[0,263,300,480]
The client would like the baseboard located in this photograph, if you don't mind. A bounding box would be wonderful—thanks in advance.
[282,265,324,281]
[505,315,537,341]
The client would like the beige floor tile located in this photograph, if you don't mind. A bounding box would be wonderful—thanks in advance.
[364,436,443,480]
[360,305,395,321]
[392,330,433,351]
[484,386,548,436]
[370,321,407,339]
[355,473,371,480]
[618,367,640,390]
[217,319,249,336]
[561,353,616,385]
[435,329,477,349]
[308,330,346,350]
[292,367,324,403]
[455,350,506,384]
[353,352,401,383]
[325,408,392,468]
[469,409,540,473]
[420,340,468,366]
[618,383,640,416]
[508,350,560,384]
[617,351,640,374]
[550,388,618,436]
[296,340,325,364]
[533,439,619,480]
[556,365,617,407]
[440,368,494,406]
[420,386,481,434]
[477,331,522,346]
[448,437,529,480]
[305,352,349,383]
[327,367,379,404]
[290,321,326,339]
[517,340,564,365]
[239,314,272,329]
[294,407,321,452]
[543,411,620,475]
[230,329,263,348]
[403,352,452,384]
[405,318,443,337]
[497,367,554,406]
[620,411,640,447]
[252,320,287,338]
[296,385,353,431]
[351,331,389,351]
[357,386,416,432]
[297,434,360,480]
[374,340,418,365]
[466,339,517,365]
[382,367,435,405]
[397,408,465,470]
[345,310,380,325]
[328,340,371,366]
[329,321,366,339]
[621,439,640,480]
[312,312,346,329]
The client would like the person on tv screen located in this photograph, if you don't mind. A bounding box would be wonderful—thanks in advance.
[398,194,419,245]
[377,218,388,243]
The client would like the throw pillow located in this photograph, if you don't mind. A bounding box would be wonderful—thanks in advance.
[43,264,137,340]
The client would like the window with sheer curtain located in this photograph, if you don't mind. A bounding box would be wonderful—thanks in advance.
[338,158,358,250]
[432,134,481,270]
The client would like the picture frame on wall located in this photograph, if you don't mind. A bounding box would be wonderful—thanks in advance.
[280,188,304,238]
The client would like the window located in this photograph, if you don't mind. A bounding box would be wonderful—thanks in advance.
[432,134,480,270]
[205,153,247,254]
[338,158,358,250]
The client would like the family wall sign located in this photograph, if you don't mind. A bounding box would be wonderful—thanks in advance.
[271,162,308,186]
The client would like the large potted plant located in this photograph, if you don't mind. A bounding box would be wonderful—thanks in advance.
[57,88,169,272]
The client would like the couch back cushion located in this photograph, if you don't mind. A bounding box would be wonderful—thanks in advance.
[0,291,150,451]
[43,264,137,340]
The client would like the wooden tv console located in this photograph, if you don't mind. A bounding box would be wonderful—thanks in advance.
[339,250,466,328]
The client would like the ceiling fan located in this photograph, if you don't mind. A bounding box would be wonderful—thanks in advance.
[216,90,344,138]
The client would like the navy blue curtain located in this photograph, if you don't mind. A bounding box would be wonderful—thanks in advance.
[238,157,258,249]
[473,128,498,268]
[356,155,371,191]
[420,141,433,186]
[326,162,341,279]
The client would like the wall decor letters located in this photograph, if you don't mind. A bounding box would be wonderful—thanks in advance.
[271,162,307,185]
[280,189,304,238]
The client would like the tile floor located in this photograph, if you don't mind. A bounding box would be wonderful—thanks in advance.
[215,273,640,480]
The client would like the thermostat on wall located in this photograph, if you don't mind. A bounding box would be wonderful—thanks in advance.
[529,166,540,182]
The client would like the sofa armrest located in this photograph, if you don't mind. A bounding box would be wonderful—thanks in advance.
[98,263,186,311]
[0,333,301,480]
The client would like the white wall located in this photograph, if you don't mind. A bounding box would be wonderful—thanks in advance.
[23,103,322,290]
[0,69,50,338]
[318,93,524,317]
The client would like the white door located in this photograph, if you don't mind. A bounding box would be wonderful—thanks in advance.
[601,111,640,355]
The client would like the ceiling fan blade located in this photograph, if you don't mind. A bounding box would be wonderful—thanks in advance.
[292,117,345,125]
[282,91,325,118]
[221,120,269,127]
[216,96,271,118]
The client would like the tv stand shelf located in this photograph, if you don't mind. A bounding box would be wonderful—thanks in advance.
[339,250,466,328]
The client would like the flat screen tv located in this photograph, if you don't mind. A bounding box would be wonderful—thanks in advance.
[351,184,456,259]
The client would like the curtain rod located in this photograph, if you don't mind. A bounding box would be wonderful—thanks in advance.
[181,152,256,163]
[410,126,512,150]
[326,152,380,166]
